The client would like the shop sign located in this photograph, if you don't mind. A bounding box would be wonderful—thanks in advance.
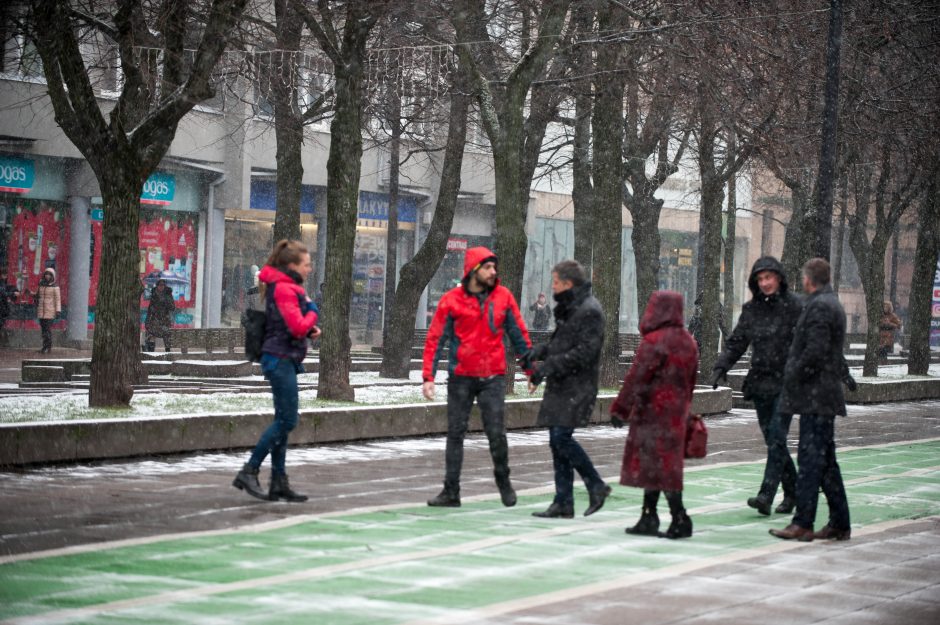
[0,156,34,194]
[359,191,417,223]
[91,208,104,221]
[140,172,176,206]
[931,259,940,348]
[447,238,468,251]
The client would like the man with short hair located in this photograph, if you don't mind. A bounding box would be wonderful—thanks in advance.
[771,258,852,542]
[710,256,802,516]
[528,260,610,518]
[422,246,532,508]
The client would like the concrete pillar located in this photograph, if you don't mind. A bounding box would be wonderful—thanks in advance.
[203,185,226,328]
[67,196,90,342]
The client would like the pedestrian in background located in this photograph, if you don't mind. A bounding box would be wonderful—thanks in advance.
[611,291,699,539]
[422,246,532,508]
[771,258,852,542]
[529,292,550,331]
[34,268,60,353]
[878,301,901,363]
[528,260,610,519]
[233,239,320,503]
[710,256,802,516]
[687,291,728,353]
[144,279,176,352]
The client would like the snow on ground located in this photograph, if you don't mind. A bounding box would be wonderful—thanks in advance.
[0,369,537,424]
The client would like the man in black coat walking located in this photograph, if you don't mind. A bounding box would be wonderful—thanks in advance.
[710,256,803,516]
[527,260,611,518]
[771,258,852,542]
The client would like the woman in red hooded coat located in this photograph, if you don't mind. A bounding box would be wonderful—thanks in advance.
[610,291,699,539]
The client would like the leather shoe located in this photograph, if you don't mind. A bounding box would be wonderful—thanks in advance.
[747,495,772,516]
[769,523,814,542]
[584,485,612,517]
[775,496,796,514]
[813,524,851,541]
[532,502,574,519]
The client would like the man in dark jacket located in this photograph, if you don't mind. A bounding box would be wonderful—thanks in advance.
[710,256,803,516]
[771,258,852,542]
[528,260,610,519]
[422,246,532,508]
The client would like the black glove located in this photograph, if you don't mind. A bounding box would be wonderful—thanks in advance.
[529,367,544,388]
[610,414,626,428]
[708,368,727,390]
[844,375,858,392]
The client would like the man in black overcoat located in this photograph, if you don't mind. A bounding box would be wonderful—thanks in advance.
[771,258,852,542]
[527,260,611,518]
[710,256,803,516]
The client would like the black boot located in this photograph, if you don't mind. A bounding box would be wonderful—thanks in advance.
[532,502,574,518]
[584,484,612,517]
[775,495,796,514]
[661,491,693,539]
[495,473,517,507]
[268,473,308,502]
[626,490,660,535]
[232,463,269,501]
[427,482,461,507]
[747,494,772,516]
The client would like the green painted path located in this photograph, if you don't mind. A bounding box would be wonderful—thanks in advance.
[1,440,938,625]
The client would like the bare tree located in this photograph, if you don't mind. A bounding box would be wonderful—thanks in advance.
[29,0,247,407]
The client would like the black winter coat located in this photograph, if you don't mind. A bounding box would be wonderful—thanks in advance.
[532,283,604,428]
[714,256,803,399]
[780,285,848,416]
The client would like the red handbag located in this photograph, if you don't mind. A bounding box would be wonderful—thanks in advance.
[685,414,707,459]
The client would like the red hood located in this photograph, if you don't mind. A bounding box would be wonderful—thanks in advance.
[258,265,296,285]
[640,290,685,335]
[463,246,497,279]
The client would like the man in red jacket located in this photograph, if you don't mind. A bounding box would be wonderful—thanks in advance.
[422,246,532,508]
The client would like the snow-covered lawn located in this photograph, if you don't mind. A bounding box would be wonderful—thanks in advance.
[0,370,542,424]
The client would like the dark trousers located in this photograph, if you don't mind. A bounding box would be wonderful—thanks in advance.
[249,357,300,476]
[39,319,53,351]
[444,376,510,488]
[643,489,685,515]
[752,394,797,501]
[549,426,605,506]
[793,414,850,530]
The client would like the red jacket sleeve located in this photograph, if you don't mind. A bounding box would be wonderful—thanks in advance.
[610,336,665,418]
[274,283,318,339]
[423,297,452,382]
[503,292,532,356]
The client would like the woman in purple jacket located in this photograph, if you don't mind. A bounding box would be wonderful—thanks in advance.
[233,240,320,502]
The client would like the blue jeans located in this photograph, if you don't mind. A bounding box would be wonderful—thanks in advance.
[752,394,797,501]
[549,426,605,507]
[248,355,301,476]
[793,414,850,530]
[444,376,510,487]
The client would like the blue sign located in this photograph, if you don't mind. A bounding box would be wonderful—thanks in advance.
[140,172,176,206]
[249,180,316,214]
[91,208,104,221]
[359,191,417,223]
[0,156,34,193]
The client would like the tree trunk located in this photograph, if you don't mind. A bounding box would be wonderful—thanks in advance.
[318,64,367,401]
[812,0,843,261]
[89,176,148,406]
[851,227,892,377]
[723,169,737,343]
[271,3,304,243]
[698,180,725,375]
[907,182,940,375]
[780,184,810,292]
[832,176,849,293]
[382,103,402,346]
[571,2,594,271]
[273,105,304,242]
[571,81,594,271]
[380,90,470,378]
[628,193,663,321]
